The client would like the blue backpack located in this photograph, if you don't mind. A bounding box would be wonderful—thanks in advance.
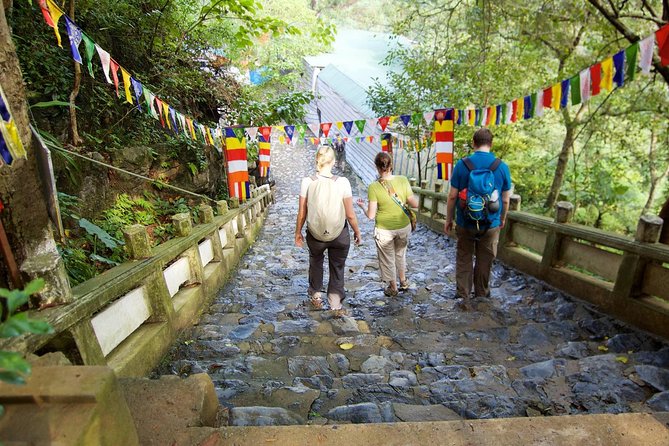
[460,157,502,230]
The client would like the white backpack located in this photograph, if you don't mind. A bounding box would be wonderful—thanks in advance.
[306,175,346,242]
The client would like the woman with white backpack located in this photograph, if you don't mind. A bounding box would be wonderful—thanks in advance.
[295,145,362,317]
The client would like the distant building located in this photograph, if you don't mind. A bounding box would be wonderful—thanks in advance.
[303,29,407,185]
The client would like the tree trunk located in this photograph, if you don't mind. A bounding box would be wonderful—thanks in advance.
[68,0,82,146]
[641,131,669,215]
[0,4,70,296]
[544,108,577,210]
[659,195,669,244]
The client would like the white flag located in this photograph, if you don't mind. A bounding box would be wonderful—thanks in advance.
[579,69,592,103]
[95,44,112,84]
[639,35,654,75]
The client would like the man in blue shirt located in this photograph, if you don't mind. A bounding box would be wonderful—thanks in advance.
[445,128,512,308]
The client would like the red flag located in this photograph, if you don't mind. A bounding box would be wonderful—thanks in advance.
[542,87,552,108]
[320,122,332,137]
[38,0,55,27]
[590,63,602,96]
[434,108,447,123]
[259,126,272,141]
[511,100,518,122]
[110,59,120,97]
[656,24,669,66]
[378,116,390,131]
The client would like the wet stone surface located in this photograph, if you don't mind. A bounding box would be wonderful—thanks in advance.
[155,141,669,426]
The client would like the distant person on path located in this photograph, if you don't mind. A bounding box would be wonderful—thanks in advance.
[333,133,346,173]
[445,128,512,309]
[357,152,418,297]
[295,145,362,317]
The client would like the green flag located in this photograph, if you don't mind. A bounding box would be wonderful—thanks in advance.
[233,127,245,142]
[626,42,639,82]
[411,113,422,126]
[296,124,306,139]
[354,120,366,134]
[82,33,96,77]
[570,75,581,106]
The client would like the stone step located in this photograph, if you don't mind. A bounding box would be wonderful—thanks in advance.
[170,412,669,446]
[119,374,221,446]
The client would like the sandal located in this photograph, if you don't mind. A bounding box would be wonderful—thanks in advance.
[309,292,324,310]
[399,280,411,291]
[384,286,398,297]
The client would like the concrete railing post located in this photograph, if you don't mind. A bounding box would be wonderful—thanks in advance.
[613,215,664,301]
[123,224,152,260]
[199,204,214,224]
[409,178,417,187]
[539,201,574,276]
[172,213,192,237]
[555,201,574,223]
[228,196,240,210]
[419,180,428,212]
[431,182,443,218]
[20,253,73,306]
[216,200,228,216]
[509,194,521,211]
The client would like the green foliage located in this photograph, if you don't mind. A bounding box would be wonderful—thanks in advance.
[0,280,54,391]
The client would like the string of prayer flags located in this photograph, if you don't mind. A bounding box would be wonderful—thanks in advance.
[380,133,391,152]
[45,0,63,47]
[258,133,271,177]
[225,127,250,201]
[434,109,454,180]
[0,84,27,167]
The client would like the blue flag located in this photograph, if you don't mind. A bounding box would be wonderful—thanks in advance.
[399,115,411,126]
[560,79,570,109]
[65,17,83,64]
[284,125,295,140]
[343,121,354,135]
[613,50,625,87]
[130,78,143,111]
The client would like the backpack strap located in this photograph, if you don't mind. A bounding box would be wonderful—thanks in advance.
[462,157,475,171]
[489,158,502,171]
[310,174,318,181]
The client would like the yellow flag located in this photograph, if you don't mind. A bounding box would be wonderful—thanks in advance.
[389,115,398,125]
[161,102,171,129]
[601,57,614,92]
[45,0,64,47]
[120,68,133,105]
[1,121,26,159]
[516,98,524,120]
[551,83,561,111]
[335,121,343,130]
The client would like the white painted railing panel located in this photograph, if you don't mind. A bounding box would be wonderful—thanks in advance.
[232,219,238,235]
[91,287,150,356]
[163,257,191,297]
[219,227,228,248]
[198,238,214,267]
[240,213,247,229]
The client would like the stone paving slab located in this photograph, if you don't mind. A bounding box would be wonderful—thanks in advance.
[156,140,669,425]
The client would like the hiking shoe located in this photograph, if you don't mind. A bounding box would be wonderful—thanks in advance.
[309,292,324,310]
[384,286,398,297]
[399,280,411,291]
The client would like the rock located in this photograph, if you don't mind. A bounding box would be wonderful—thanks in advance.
[520,359,567,379]
[326,402,384,423]
[556,341,590,359]
[607,333,662,353]
[111,145,153,175]
[213,379,250,400]
[392,403,461,422]
[389,370,418,388]
[227,322,260,340]
[288,356,333,377]
[268,385,320,419]
[360,355,396,374]
[293,375,334,391]
[327,354,350,377]
[634,365,669,391]
[647,391,669,411]
[330,317,360,335]
[427,352,445,366]
[554,301,576,320]
[634,347,669,367]
[518,325,550,346]
[230,406,304,426]
[273,320,319,334]
[342,373,385,388]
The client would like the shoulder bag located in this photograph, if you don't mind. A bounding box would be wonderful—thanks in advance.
[379,179,416,232]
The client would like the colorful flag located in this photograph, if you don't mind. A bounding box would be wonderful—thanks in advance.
[120,68,133,105]
[505,102,512,124]
[613,50,625,87]
[656,24,669,66]
[601,57,614,92]
[590,63,602,96]
[626,42,639,82]
[95,44,112,84]
[378,116,390,131]
[511,100,518,122]
[551,83,561,111]
[523,95,532,119]
[560,79,570,108]
[143,89,157,119]
[355,119,366,134]
[365,118,377,131]
[495,104,503,124]
[434,109,454,180]
[82,34,96,77]
[639,35,654,74]
[0,87,27,165]
[343,121,354,135]
[542,86,552,108]
[307,122,320,137]
[399,114,411,126]
[380,133,391,152]
[534,91,543,118]
[284,125,295,144]
[225,127,250,200]
[45,0,64,47]
[259,126,272,141]
[64,17,83,64]
[474,108,481,126]
[367,136,374,143]
[38,0,55,27]
[411,113,422,126]
[296,125,306,140]
[320,122,332,137]
[423,111,435,125]
[335,121,344,130]
[110,59,120,97]
[570,75,581,106]
[258,132,271,177]
[579,69,591,103]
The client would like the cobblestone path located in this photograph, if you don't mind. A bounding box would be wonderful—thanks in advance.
[157,141,669,426]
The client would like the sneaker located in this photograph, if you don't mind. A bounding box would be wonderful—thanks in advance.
[384,286,398,297]
[309,292,324,310]
[399,280,411,291]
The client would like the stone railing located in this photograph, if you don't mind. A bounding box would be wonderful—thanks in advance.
[409,180,669,339]
[0,185,274,377]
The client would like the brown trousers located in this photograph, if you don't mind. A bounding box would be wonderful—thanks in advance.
[455,226,501,298]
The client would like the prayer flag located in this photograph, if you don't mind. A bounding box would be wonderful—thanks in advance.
[110,59,120,96]
[524,96,532,119]
[516,98,524,120]
[225,127,250,201]
[656,24,669,66]
[625,43,639,82]
[335,121,343,130]
[399,114,411,126]
[320,122,332,137]
[534,90,543,118]
[495,104,503,124]
[284,125,295,144]
[64,17,83,64]
[82,34,96,77]
[95,44,112,84]
[591,63,602,96]
[143,89,157,119]
[45,0,63,47]
[258,132,271,177]
[366,118,377,131]
[411,113,422,126]
[296,125,305,139]
[423,111,435,125]
[307,123,320,137]
[542,86,552,108]
[639,35,654,74]
[355,119,366,134]
[579,69,591,103]
[570,75,581,106]
[560,79,570,108]
[378,116,390,131]
[343,121,354,135]
[601,57,614,92]
[613,50,625,87]
[38,0,55,27]
[551,83,561,111]
[246,127,258,140]
[511,101,518,122]
[232,127,245,142]
[434,109,454,180]
[380,133,390,152]
[259,126,272,141]
[120,68,133,105]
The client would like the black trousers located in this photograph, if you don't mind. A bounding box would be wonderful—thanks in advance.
[306,224,350,308]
